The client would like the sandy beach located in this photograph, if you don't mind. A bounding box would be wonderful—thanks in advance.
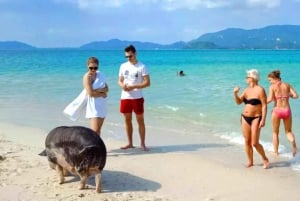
[1,122,300,201]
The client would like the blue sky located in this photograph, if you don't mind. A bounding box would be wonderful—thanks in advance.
[0,0,299,48]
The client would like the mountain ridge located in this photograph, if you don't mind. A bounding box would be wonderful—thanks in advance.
[192,25,300,49]
[0,41,36,50]
[1,25,300,50]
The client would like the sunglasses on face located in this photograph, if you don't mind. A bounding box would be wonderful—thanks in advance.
[89,67,98,70]
[125,55,133,58]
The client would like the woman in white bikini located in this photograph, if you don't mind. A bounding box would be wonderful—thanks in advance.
[233,69,269,169]
[267,70,298,157]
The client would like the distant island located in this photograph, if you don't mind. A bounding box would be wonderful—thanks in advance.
[189,25,300,49]
[0,41,36,50]
[1,25,300,50]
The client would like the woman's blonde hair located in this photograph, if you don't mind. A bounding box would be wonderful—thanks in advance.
[246,69,260,81]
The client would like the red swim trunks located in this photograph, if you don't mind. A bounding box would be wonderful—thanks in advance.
[120,98,144,114]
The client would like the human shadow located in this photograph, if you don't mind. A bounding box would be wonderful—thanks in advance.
[64,170,161,193]
[268,160,292,169]
[108,143,232,157]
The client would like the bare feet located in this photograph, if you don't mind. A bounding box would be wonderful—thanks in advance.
[141,144,149,151]
[120,144,135,149]
[245,162,254,168]
[263,158,269,169]
[120,144,149,151]
[273,151,279,157]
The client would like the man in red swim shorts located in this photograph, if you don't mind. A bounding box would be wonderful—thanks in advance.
[118,45,151,151]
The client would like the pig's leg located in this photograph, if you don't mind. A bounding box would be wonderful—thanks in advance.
[78,173,88,190]
[56,165,65,184]
[95,172,102,193]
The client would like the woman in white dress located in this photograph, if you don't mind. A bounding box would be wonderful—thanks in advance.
[82,57,109,136]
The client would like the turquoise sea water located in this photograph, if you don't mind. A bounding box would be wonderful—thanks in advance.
[1,49,300,169]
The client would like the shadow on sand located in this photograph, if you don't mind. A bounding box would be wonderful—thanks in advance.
[63,170,161,193]
[108,143,233,156]
[268,160,292,169]
[62,143,232,192]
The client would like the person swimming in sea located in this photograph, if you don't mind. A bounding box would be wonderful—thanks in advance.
[177,70,185,76]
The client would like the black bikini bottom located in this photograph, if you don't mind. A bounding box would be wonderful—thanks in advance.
[241,114,262,126]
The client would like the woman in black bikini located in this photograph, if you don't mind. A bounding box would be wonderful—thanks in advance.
[233,69,269,169]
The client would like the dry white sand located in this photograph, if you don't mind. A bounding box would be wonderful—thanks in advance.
[1,122,300,201]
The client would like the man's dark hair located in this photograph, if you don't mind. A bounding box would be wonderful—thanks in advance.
[87,57,99,65]
[125,45,136,53]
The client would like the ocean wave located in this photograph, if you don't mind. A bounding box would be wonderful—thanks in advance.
[164,105,179,111]
[217,131,300,171]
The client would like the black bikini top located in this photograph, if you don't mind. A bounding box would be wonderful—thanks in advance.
[243,98,261,105]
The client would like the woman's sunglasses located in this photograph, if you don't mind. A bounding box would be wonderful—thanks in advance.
[89,67,98,70]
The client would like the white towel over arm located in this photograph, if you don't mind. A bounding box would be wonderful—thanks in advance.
[63,89,87,121]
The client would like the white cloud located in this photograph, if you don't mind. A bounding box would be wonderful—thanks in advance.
[247,0,280,8]
[159,0,226,10]
[77,0,121,9]
[135,27,151,34]
[53,0,281,11]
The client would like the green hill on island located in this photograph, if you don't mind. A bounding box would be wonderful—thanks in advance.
[1,25,300,50]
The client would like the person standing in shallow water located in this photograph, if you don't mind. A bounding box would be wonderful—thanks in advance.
[118,45,151,151]
[233,69,269,169]
[267,70,298,157]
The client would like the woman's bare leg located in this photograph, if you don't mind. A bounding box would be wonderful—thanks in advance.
[90,117,105,136]
[241,118,254,167]
[271,112,281,156]
[283,116,297,157]
[251,119,269,169]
